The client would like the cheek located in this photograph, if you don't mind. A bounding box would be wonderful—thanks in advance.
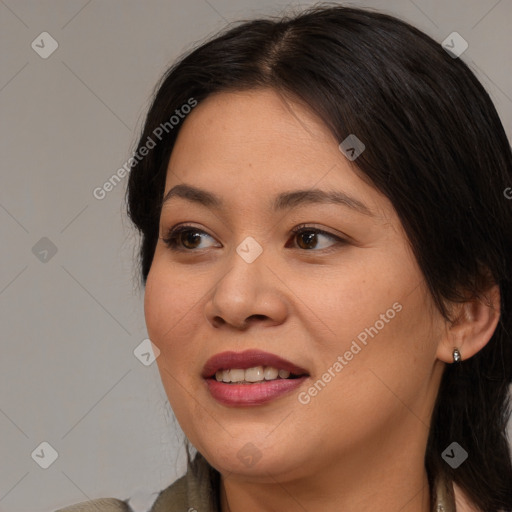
[144,259,200,368]
[320,286,439,416]
[144,261,206,423]
[309,254,439,399]
[301,262,409,361]
[144,264,170,348]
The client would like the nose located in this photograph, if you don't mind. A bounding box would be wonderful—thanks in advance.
[203,246,288,330]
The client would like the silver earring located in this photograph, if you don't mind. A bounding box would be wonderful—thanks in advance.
[453,348,462,363]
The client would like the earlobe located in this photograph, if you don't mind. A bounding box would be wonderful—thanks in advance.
[436,284,501,364]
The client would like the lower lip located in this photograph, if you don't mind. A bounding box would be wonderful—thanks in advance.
[205,376,308,406]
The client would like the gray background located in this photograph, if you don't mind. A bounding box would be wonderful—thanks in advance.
[0,1,511,511]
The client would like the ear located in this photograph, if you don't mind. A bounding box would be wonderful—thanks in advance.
[436,284,501,363]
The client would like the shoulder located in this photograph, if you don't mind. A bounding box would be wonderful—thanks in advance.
[149,474,190,512]
[150,453,218,512]
[56,453,217,512]
[55,497,132,512]
[54,476,199,512]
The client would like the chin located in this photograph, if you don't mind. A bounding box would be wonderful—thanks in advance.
[197,435,306,481]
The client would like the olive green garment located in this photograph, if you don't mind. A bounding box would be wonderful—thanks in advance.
[55,452,456,511]
[55,453,217,512]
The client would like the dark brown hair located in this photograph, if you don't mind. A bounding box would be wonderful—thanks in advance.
[126,5,512,510]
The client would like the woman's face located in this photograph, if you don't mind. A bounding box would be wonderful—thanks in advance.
[144,88,446,481]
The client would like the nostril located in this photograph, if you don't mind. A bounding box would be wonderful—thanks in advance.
[212,316,226,328]
[244,314,269,327]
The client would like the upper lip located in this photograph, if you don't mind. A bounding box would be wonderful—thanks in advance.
[202,349,309,379]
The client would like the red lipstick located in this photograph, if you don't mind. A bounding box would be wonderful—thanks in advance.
[202,349,309,407]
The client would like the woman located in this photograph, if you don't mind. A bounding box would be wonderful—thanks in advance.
[57,4,512,512]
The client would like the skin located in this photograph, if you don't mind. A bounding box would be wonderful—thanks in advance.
[144,88,500,512]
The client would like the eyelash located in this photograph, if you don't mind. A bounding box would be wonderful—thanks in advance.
[160,223,346,253]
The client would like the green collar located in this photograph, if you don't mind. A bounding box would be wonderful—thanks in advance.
[150,453,457,512]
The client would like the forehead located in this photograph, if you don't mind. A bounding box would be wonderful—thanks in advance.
[163,88,390,220]
[168,88,336,175]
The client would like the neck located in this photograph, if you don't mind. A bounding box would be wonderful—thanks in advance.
[220,466,431,512]
[219,428,432,512]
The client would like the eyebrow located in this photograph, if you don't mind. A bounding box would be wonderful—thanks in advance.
[161,184,373,216]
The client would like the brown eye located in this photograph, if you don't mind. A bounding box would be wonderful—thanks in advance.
[162,226,217,251]
[161,224,345,253]
[290,225,344,251]
[296,230,319,249]
[178,230,203,249]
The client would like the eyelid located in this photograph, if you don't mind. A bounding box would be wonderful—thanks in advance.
[160,223,348,252]
[290,223,345,239]
[288,224,347,252]
[160,223,219,251]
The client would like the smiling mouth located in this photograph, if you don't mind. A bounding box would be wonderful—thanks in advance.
[202,349,310,406]
[213,366,306,384]
[202,349,310,381]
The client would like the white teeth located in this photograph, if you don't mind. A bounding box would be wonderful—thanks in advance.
[228,369,245,382]
[245,366,264,382]
[263,367,278,380]
[214,366,294,383]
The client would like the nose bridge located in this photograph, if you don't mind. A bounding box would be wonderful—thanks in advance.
[215,237,265,314]
[205,236,287,329]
